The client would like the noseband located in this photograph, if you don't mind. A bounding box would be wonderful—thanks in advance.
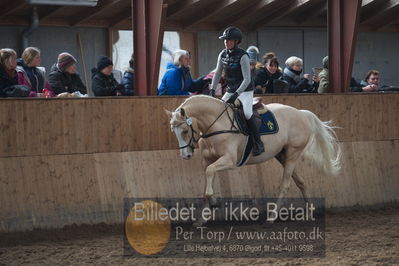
[177,117,199,151]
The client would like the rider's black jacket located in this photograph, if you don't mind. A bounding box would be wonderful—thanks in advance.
[221,48,254,93]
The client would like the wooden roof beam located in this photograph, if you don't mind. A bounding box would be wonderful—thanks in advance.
[360,0,388,23]
[299,0,327,24]
[108,9,131,28]
[70,0,122,26]
[362,0,376,5]
[372,5,399,29]
[182,0,239,29]
[361,0,399,24]
[39,6,66,20]
[294,0,326,24]
[166,0,201,18]
[0,0,27,18]
[248,0,310,31]
[219,0,276,30]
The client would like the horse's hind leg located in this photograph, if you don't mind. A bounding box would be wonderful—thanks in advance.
[273,148,302,219]
[277,160,296,202]
[275,151,309,203]
[291,172,309,203]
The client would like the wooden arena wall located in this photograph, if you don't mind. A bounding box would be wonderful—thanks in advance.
[0,94,398,232]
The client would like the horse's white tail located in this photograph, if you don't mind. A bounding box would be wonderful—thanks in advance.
[300,110,342,176]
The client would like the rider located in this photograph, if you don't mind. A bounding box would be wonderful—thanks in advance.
[209,26,264,156]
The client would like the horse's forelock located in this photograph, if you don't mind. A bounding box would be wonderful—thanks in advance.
[170,110,183,127]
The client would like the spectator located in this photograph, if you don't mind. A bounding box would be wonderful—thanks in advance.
[246,46,259,91]
[350,77,363,92]
[91,56,122,96]
[363,70,399,91]
[351,70,380,92]
[246,46,259,72]
[158,49,193,96]
[48,52,87,95]
[363,70,380,88]
[112,69,123,84]
[16,47,54,97]
[185,73,212,95]
[254,52,282,94]
[202,69,227,96]
[120,54,135,96]
[0,48,20,97]
[282,56,319,93]
[318,56,329,93]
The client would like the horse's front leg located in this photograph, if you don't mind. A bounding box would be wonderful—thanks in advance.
[194,154,235,227]
[204,155,235,198]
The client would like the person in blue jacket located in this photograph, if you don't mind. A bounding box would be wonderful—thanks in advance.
[120,53,134,96]
[158,49,193,96]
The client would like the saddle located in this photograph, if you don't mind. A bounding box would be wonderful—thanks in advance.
[232,97,279,167]
[252,97,267,113]
[233,97,266,135]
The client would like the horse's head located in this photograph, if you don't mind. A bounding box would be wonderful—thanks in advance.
[166,107,197,160]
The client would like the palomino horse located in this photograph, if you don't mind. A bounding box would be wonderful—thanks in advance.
[166,95,341,205]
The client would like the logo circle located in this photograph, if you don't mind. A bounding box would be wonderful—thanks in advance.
[125,200,171,255]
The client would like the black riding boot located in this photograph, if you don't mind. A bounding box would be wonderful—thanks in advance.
[247,115,265,156]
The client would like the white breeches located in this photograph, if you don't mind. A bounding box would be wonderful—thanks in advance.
[222,90,254,120]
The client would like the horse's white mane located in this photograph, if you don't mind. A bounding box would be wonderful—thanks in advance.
[176,95,224,112]
[170,95,226,126]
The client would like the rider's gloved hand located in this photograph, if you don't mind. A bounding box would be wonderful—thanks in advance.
[226,92,239,104]
[209,89,215,97]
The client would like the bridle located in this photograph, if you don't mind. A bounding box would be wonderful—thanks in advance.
[176,116,200,151]
[175,103,240,152]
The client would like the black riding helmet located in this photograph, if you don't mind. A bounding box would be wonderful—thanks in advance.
[219,26,242,43]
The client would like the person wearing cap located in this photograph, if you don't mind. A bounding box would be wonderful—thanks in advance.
[246,46,259,90]
[91,56,122,97]
[318,56,329,93]
[246,46,260,71]
[48,52,87,95]
[209,26,264,156]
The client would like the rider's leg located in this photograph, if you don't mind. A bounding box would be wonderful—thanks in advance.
[238,91,253,120]
[239,91,264,156]
[248,115,265,156]
[247,115,265,156]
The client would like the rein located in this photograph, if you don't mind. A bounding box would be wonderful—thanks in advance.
[200,104,240,139]
[177,103,240,151]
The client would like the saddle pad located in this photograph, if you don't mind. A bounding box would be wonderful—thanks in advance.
[259,110,279,135]
[236,110,278,167]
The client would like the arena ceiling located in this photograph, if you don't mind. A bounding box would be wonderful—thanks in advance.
[0,0,399,31]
